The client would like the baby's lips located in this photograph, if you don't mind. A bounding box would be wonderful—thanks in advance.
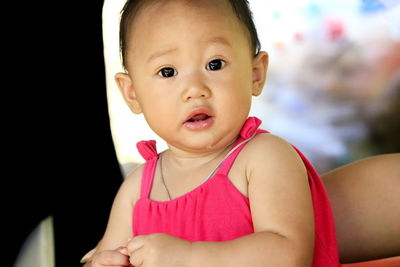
[184,107,214,123]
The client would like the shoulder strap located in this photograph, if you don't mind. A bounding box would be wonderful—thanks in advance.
[136,140,159,198]
[215,129,268,177]
[139,158,158,198]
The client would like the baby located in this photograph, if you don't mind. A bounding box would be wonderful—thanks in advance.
[87,0,340,266]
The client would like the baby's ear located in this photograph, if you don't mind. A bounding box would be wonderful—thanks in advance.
[251,51,268,96]
[114,72,142,114]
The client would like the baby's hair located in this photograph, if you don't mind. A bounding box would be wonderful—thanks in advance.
[119,0,261,70]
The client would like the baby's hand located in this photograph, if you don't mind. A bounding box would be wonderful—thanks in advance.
[88,246,131,267]
[127,233,192,267]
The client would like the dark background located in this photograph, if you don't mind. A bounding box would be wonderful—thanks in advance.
[5,1,123,266]
[4,1,399,266]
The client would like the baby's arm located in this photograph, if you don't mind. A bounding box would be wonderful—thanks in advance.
[87,165,143,267]
[126,134,314,267]
[189,134,314,266]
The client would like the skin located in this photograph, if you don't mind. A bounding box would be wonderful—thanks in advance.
[119,1,258,155]
[82,1,400,266]
[89,0,315,266]
[321,153,400,263]
[82,154,400,265]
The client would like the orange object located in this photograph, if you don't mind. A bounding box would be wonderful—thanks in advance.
[343,256,400,267]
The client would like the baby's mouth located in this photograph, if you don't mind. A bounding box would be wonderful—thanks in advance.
[186,113,211,122]
[183,111,214,130]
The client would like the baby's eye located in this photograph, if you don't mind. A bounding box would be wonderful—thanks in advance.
[206,59,226,71]
[158,67,178,78]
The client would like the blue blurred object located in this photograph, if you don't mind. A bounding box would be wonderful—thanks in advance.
[272,11,282,20]
[360,0,386,13]
[305,2,322,18]
[379,0,400,9]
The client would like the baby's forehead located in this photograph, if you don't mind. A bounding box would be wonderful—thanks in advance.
[120,0,257,68]
[134,0,236,21]
[135,2,247,38]
[131,0,244,37]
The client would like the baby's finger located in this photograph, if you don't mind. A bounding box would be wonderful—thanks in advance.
[129,249,144,267]
[95,250,131,266]
[123,237,133,247]
[117,246,129,256]
[127,236,145,254]
[80,248,97,263]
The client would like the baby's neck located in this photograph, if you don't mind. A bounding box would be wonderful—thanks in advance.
[165,140,236,169]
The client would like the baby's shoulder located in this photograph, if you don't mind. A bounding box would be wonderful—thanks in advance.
[240,132,306,173]
[243,132,296,157]
[124,163,145,183]
[119,163,145,203]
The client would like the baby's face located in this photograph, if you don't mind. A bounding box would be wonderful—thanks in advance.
[121,0,265,154]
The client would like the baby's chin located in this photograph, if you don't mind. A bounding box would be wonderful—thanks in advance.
[182,137,236,155]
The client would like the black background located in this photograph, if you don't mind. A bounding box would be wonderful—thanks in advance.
[4,1,123,266]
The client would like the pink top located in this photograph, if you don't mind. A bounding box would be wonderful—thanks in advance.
[133,117,340,266]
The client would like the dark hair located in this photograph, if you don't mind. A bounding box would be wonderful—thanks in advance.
[119,0,261,69]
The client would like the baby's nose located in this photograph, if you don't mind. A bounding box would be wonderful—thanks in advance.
[181,73,211,101]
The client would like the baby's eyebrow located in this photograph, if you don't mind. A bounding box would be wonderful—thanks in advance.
[147,47,178,63]
[146,36,232,63]
[205,36,232,48]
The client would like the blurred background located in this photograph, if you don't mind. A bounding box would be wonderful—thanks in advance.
[13,0,399,266]
[103,0,400,175]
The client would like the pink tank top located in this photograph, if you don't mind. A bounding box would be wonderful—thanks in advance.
[133,117,340,266]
